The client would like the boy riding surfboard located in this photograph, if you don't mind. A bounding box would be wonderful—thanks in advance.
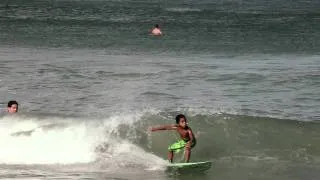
[150,114,196,163]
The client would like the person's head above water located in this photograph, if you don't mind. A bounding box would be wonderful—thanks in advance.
[151,24,162,36]
[175,114,187,128]
[7,100,18,113]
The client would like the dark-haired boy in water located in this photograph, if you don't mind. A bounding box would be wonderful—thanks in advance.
[150,114,196,163]
[7,100,18,113]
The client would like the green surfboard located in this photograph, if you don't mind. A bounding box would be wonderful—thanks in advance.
[166,161,212,172]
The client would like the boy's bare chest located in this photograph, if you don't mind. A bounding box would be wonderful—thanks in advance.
[177,128,189,137]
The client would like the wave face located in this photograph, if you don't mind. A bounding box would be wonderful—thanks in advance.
[1,111,319,167]
[147,112,320,164]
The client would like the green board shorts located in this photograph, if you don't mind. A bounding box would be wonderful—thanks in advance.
[168,139,196,153]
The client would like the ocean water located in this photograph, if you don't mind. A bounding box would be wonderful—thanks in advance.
[0,0,319,179]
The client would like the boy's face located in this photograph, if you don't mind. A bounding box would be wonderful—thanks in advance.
[7,104,18,113]
[178,118,187,128]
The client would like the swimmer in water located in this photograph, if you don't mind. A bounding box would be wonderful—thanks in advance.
[151,24,162,36]
[7,100,18,113]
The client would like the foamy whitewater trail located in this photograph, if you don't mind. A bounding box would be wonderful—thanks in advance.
[0,113,165,170]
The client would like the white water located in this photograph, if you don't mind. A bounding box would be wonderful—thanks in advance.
[0,113,165,168]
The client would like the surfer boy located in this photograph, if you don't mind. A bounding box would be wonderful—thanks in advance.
[150,114,196,163]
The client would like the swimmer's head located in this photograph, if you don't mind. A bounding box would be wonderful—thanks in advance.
[7,100,18,113]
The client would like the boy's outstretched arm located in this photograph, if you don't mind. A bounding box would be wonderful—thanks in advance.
[150,124,177,132]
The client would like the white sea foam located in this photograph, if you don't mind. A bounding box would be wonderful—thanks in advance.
[0,113,165,169]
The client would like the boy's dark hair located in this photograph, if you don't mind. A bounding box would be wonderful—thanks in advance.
[8,100,18,107]
[175,114,186,124]
[155,24,159,28]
